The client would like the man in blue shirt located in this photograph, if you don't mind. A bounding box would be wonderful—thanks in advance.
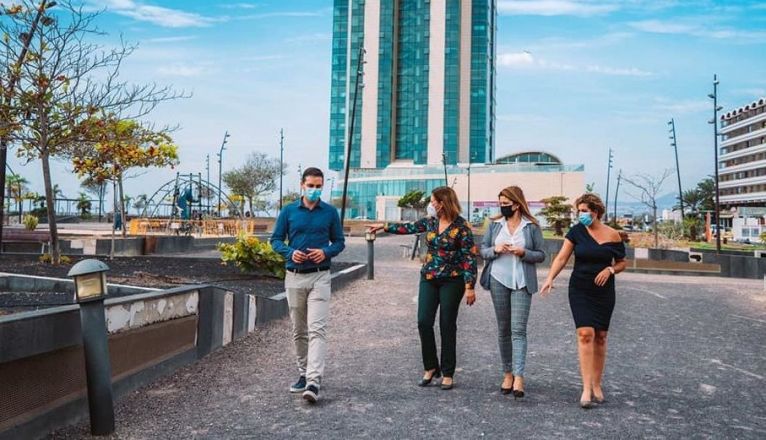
[270,167,345,404]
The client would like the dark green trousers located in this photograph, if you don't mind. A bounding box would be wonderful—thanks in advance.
[418,276,465,377]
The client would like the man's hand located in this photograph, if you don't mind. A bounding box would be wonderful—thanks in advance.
[306,248,326,264]
[292,250,308,264]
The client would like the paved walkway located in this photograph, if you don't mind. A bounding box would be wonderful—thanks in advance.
[52,236,766,439]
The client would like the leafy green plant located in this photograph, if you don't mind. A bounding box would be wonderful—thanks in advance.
[539,196,572,236]
[22,214,38,231]
[218,233,285,278]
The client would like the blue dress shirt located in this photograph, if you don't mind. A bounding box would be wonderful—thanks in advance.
[270,198,345,271]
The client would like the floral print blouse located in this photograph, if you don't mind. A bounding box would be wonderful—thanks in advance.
[385,216,478,288]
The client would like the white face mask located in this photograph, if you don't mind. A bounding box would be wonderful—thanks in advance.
[427,204,438,218]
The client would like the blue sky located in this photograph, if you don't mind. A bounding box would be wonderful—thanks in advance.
[9,0,766,209]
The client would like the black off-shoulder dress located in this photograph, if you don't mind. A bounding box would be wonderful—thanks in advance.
[565,223,626,331]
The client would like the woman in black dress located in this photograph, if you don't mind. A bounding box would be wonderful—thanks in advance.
[541,193,627,409]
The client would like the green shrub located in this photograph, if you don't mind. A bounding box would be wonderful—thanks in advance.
[22,214,38,231]
[218,233,285,278]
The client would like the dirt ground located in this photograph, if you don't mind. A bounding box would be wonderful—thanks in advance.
[0,255,354,315]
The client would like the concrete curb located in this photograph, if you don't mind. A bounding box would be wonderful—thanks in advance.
[255,263,367,327]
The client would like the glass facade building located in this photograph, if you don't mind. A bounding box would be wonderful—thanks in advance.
[329,0,499,219]
[329,0,497,171]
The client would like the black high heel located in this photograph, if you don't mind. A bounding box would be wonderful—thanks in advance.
[418,369,441,387]
[512,389,525,399]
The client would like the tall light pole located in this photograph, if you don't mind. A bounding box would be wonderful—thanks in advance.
[668,118,684,222]
[467,162,471,221]
[340,46,365,227]
[279,128,284,213]
[442,153,449,186]
[708,74,723,253]
[604,148,614,223]
[0,0,56,252]
[216,130,230,217]
[205,154,210,215]
[613,169,621,222]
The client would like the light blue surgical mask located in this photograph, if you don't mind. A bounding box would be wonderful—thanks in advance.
[578,212,593,226]
[305,188,322,202]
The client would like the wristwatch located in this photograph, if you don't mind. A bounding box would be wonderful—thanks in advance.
[607,266,615,275]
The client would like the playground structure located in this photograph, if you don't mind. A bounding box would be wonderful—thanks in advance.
[129,173,258,237]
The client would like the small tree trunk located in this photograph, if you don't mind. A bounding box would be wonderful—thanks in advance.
[110,180,116,260]
[118,175,127,238]
[41,151,61,264]
[98,183,104,222]
[653,205,659,248]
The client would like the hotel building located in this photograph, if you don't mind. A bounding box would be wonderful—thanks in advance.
[719,97,766,241]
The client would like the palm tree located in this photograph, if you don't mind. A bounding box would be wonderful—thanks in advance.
[676,189,702,217]
[52,184,65,214]
[5,174,29,221]
[133,194,148,216]
[76,192,92,217]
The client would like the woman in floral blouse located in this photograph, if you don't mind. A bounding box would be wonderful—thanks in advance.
[368,186,478,390]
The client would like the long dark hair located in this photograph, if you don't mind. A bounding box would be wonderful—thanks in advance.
[496,186,538,225]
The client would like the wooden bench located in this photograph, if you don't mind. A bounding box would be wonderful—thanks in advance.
[1,229,51,253]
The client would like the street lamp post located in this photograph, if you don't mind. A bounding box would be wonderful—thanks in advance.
[708,74,723,253]
[205,154,210,215]
[68,259,115,436]
[668,118,685,221]
[279,128,284,213]
[0,0,56,253]
[340,46,365,227]
[216,130,230,217]
[442,153,449,186]
[467,162,471,222]
[605,148,614,223]
[613,169,621,222]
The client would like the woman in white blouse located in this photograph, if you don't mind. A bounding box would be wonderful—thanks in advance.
[479,186,545,398]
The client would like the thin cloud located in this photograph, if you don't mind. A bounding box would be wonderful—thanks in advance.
[219,3,259,9]
[498,0,618,16]
[90,0,219,28]
[236,10,327,20]
[144,36,198,44]
[157,63,216,77]
[629,19,766,40]
[652,98,710,114]
[498,51,652,77]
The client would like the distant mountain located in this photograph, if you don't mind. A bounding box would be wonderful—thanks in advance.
[612,192,678,216]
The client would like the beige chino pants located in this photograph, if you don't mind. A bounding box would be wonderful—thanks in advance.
[285,270,332,388]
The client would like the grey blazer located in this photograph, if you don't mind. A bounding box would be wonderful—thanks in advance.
[479,220,546,293]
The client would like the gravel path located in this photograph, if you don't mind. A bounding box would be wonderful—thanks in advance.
[50,235,766,439]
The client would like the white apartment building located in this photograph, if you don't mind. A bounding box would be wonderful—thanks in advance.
[719,97,766,242]
[719,97,766,206]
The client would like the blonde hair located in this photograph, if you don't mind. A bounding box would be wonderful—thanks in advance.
[574,193,606,220]
[431,186,461,221]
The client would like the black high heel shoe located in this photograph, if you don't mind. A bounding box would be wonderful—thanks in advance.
[418,369,441,387]
[512,389,525,399]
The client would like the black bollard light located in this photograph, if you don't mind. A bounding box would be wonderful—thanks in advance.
[68,259,115,436]
[365,230,376,280]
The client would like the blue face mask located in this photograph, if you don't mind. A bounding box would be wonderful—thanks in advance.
[305,188,322,202]
[578,212,593,226]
